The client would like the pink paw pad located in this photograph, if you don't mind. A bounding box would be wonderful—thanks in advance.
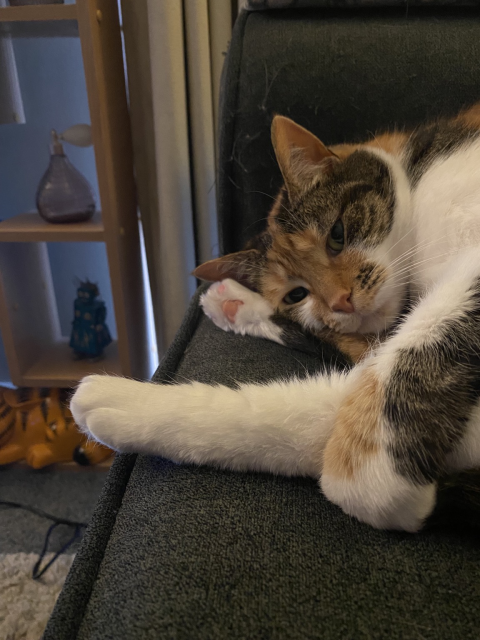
[222,300,244,323]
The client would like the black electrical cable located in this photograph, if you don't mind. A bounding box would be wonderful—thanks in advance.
[0,500,88,580]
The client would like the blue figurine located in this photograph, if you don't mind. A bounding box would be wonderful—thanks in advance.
[70,280,112,361]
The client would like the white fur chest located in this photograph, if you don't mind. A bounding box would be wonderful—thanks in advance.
[411,138,480,291]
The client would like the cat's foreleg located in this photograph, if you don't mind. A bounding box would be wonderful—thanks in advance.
[71,372,347,477]
[321,249,480,532]
[200,279,285,344]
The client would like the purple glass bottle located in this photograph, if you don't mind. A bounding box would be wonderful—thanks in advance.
[36,130,96,224]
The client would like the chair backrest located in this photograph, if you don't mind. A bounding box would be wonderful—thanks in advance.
[218,7,480,254]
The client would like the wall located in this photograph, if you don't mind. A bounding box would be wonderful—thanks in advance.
[0,32,117,383]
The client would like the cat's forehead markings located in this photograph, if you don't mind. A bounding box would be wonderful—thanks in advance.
[267,243,325,277]
[267,259,287,278]
[269,228,323,256]
[293,194,338,234]
[289,228,323,252]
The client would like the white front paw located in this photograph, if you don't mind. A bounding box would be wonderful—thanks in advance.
[71,375,149,452]
[200,279,283,343]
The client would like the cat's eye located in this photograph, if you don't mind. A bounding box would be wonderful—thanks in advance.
[327,219,345,254]
[283,287,309,304]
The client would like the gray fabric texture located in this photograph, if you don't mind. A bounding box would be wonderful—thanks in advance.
[42,455,137,640]
[218,8,480,253]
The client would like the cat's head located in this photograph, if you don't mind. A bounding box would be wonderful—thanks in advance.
[196,116,411,335]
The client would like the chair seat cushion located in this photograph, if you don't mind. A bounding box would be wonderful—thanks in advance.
[45,294,480,640]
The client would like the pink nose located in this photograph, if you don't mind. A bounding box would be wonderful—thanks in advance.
[331,292,355,314]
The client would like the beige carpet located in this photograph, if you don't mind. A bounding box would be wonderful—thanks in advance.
[0,552,74,640]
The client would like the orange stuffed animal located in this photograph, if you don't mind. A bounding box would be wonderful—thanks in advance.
[0,387,113,468]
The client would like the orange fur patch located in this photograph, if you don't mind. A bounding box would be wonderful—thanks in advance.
[322,370,382,479]
[290,227,321,252]
[332,334,376,364]
[365,131,409,156]
[267,188,287,225]
[456,102,480,129]
[330,131,409,160]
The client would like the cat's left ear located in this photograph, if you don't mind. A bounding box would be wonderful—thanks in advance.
[271,115,338,200]
[193,249,260,288]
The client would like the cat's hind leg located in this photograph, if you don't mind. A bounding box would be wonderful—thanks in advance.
[321,249,480,531]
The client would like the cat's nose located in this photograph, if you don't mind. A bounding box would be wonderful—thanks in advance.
[331,292,355,314]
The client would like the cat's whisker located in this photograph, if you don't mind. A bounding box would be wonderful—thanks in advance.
[382,274,430,289]
[381,279,413,289]
[377,226,415,263]
[376,247,424,281]
[387,246,445,273]
[382,234,436,266]
[386,251,454,279]
[378,266,443,295]
[386,245,427,270]
[385,235,450,271]
[384,266,414,280]
[384,233,450,269]
[380,284,410,294]
[379,254,455,296]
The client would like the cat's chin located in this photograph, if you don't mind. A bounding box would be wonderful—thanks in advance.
[327,307,398,335]
[325,305,400,335]
[326,314,363,334]
[351,288,405,334]
[356,301,401,334]
[356,313,391,334]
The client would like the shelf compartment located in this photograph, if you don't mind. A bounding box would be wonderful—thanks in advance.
[22,339,121,387]
[0,0,149,385]
[0,242,119,387]
[0,4,77,22]
[0,212,104,242]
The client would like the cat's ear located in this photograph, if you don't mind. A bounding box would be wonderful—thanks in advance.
[271,115,338,199]
[193,250,260,288]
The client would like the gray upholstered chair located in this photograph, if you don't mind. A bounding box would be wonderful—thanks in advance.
[45,4,480,639]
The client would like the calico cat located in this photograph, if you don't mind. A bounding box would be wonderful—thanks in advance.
[71,104,480,532]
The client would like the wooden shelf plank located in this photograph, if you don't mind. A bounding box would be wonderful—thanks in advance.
[21,339,121,387]
[0,3,77,22]
[0,212,104,242]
